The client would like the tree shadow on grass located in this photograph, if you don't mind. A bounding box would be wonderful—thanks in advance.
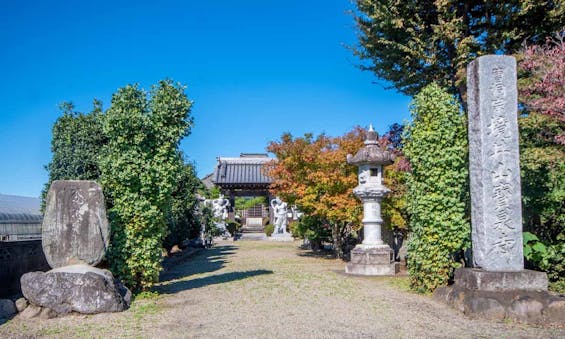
[159,245,238,282]
[296,250,338,260]
[155,269,273,294]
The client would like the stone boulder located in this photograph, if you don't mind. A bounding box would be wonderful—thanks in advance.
[19,304,57,320]
[42,180,109,268]
[21,265,131,315]
[434,283,565,325]
[15,298,28,313]
[0,299,17,319]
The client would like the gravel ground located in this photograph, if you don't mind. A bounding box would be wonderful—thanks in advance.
[1,240,563,338]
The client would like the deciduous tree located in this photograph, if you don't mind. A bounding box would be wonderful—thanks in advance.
[266,129,365,258]
[517,31,565,291]
[42,100,106,210]
[381,123,409,230]
[352,0,564,101]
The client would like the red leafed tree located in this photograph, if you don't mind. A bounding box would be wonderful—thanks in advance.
[518,29,565,145]
[266,128,365,258]
[516,30,565,290]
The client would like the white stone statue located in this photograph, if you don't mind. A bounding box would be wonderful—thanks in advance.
[271,197,288,234]
[211,194,230,221]
[291,205,304,219]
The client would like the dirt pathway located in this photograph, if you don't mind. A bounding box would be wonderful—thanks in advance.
[1,241,563,338]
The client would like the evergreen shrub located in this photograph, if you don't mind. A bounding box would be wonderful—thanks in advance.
[264,224,275,237]
[100,80,192,292]
[403,83,470,293]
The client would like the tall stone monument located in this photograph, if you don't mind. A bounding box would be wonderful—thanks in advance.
[345,125,398,276]
[468,55,524,271]
[42,180,110,268]
[20,181,131,317]
[434,56,563,324]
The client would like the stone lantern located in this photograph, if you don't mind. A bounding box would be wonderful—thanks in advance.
[345,125,399,276]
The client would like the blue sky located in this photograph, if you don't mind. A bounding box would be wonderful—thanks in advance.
[0,0,411,197]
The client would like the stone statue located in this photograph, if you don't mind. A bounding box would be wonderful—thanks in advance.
[212,194,230,221]
[291,205,304,220]
[271,197,288,234]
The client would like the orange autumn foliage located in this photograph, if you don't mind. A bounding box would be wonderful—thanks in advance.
[266,128,366,257]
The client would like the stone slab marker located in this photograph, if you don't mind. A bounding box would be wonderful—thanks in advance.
[433,56,563,325]
[467,55,523,271]
[21,180,130,316]
[42,180,110,268]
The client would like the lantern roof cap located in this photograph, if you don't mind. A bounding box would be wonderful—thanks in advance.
[347,124,394,166]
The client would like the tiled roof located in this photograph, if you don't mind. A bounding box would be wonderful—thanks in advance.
[0,194,42,223]
[212,157,274,186]
[201,173,215,189]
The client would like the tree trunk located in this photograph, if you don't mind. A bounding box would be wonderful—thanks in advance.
[332,223,344,259]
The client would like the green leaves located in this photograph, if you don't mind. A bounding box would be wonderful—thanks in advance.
[523,231,565,293]
[164,162,203,250]
[42,101,107,211]
[404,83,470,293]
[352,0,564,102]
[99,80,193,292]
[523,231,539,244]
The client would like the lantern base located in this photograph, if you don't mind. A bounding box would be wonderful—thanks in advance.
[345,245,399,276]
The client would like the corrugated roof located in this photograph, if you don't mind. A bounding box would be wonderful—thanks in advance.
[212,157,274,186]
[0,194,42,223]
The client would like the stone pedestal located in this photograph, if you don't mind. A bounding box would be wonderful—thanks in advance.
[21,265,131,315]
[434,268,563,324]
[454,268,548,291]
[269,233,293,242]
[345,245,399,276]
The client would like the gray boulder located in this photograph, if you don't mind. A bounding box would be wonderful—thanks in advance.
[21,265,131,314]
[42,180,110,268]
[0,299,16,319]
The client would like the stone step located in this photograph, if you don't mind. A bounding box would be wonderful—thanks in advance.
[241,227,264,233]
[237,233,267,241]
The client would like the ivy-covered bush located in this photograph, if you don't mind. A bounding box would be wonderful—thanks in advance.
[164,162,202,250]
[100,80,192,292]
[403,83,470,293]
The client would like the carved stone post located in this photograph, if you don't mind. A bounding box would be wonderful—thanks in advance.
[432,56,563,324]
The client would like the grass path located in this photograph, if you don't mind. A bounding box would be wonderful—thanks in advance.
[1,240,563,338]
